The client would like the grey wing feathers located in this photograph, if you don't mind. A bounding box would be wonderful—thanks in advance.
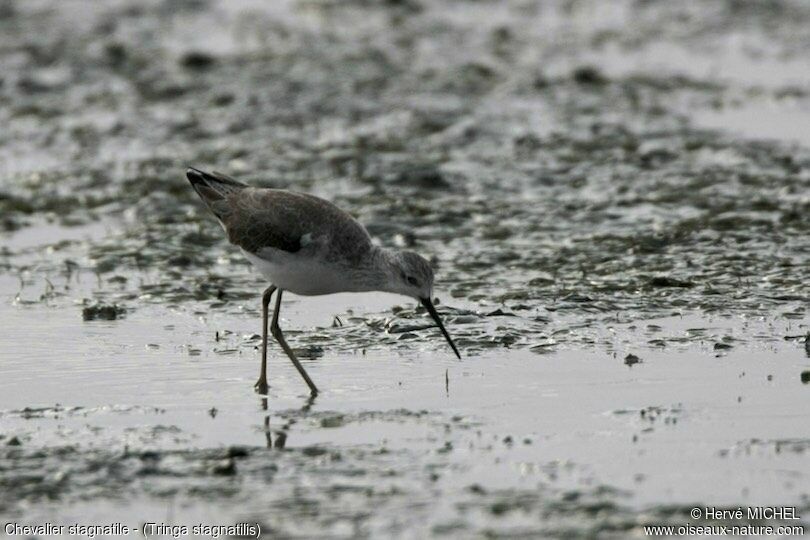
[186,168,372,259]
[227,190,305,253]
[224,189,373,260]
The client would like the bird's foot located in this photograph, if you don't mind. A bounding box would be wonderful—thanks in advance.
[254,378,268,395]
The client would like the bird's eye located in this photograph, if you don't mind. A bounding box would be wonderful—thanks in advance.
[406,276,419,287]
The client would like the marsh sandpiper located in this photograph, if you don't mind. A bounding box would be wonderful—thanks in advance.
[186,168,461,395]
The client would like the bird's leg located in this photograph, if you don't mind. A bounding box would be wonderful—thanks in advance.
[255,284,277,394]
[270,290,319,395]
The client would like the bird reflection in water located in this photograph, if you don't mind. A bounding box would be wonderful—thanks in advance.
[260,394,316,449]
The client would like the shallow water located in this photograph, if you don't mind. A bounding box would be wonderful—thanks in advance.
[1,0,809,537]
[3,306,809,537]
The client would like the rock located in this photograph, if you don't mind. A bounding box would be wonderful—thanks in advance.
[82,303,125,321]
[648,276,694,288]
[624,354,642,366]
[180,51,216,70]
[572,66,607,85]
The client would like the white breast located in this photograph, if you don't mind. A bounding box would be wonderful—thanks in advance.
[241,248,350,296]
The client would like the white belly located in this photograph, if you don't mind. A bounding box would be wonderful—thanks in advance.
[241,249,349,296]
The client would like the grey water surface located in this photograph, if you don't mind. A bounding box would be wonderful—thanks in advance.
[1,0,809,538]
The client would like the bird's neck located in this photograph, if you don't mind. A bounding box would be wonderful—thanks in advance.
[345,246,399,294]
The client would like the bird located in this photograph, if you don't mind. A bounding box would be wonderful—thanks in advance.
[186,167,461,396]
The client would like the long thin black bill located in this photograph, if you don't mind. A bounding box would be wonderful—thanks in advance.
[421,297,461,359]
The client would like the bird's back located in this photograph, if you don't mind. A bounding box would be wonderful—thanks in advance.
[187,168,373,265]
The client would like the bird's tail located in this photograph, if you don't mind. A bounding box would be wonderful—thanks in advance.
[187,167,246,199]
[186,167,246,218]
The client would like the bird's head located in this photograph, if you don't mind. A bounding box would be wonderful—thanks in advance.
[385,250,461,359]
[388,250,435,300]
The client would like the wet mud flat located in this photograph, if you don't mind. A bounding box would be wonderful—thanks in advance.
[0,0,809,537]
[2,311,809,538]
